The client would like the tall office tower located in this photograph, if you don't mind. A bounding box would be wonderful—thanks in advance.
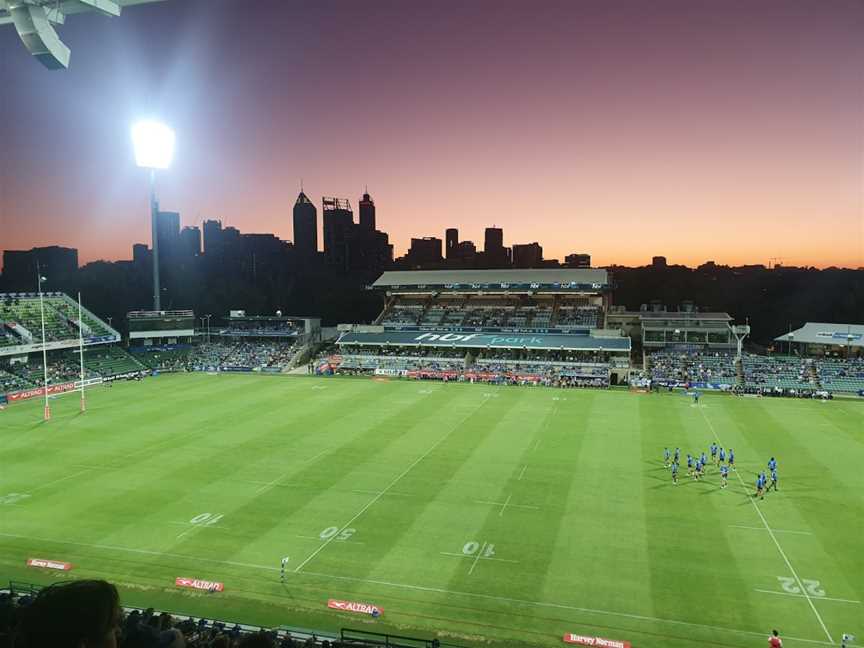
[293,191,318,257]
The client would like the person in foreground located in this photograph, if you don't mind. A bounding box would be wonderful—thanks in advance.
[14,580,121,648]
[768,629,783,647]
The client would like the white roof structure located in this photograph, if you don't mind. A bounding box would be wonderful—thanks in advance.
[775,322,864,348]
[0,0,166,69]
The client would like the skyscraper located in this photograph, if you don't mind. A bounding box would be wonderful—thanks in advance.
[293,191,318,257]
[323,196,354,270]
[202,219,223,256]
[482,226,509,268]
[156,210,180,263]
[358,190,375,231]
[445,228,458,259]
[179,226,202,258]
[512,242,543,268]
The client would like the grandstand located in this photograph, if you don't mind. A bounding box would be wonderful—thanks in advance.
[0,292,119,355]
[330,269,631,386]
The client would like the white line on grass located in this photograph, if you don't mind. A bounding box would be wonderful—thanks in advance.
[439,552,518,564]
[30,468,92,492]
[0,531,834,647]
[699,408,834,644]
[254,448,330,495]
[728,525,813,536]
[292,405,484,573]
[498,494,512,517]
[517,465,528,481]
[754,589,860,604]
[474,498,540,513]
[468,542,487,575]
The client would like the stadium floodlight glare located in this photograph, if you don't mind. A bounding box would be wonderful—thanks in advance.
[132,119,175,311]
[132,120,175,170]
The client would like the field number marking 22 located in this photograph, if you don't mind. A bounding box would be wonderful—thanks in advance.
[320,526,356,541]
[190,513,224,526]
[777,576,826,597]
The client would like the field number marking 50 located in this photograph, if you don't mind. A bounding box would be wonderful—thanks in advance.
[320,526,356,541]
[190,513,224,526]
[777,576,826,597]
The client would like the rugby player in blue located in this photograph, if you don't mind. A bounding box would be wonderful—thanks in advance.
[728,448,735,470]
[674,447,681,463]
[700,452,708,469]
[710,443,718,464]
[664,447,671,467]
[686,454,694,476]
[720,464,729,488]
[769,467,778,492]
[719,447,726,464]
[671,461,679,485]
[768,457,777,472]
[756,473,765,499]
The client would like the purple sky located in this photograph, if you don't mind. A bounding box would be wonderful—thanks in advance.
[1,0,862,269]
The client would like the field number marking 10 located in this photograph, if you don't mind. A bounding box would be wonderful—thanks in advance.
[190,513,224,526]
[320,526,356,541]
[463,541,496,558]
[777,576,826,597]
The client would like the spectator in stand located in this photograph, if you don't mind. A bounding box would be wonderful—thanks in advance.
[14,580,121,648]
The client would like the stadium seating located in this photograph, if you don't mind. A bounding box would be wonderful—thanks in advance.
[814,358,864,393]
[649,350,738,385]
[0,584,408,648]
[82,347,146,377]
[0,294,114,344]
[740,354,815,391]
[187,341,298,371]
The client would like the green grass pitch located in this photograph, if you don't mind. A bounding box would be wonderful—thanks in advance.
[1,374,862,648]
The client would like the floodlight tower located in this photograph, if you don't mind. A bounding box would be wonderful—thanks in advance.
[132,120,175,312]
[729,322,750,362]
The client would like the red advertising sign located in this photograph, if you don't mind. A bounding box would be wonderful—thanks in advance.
[327,598,383,617]
[175,577,224,592]
[27,558,73,571]
[8,382,76,402]
[563,634,631,648]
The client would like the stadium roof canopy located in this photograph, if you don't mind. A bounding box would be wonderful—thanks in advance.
[775,322,864,348]
[638,312,732,322]
[372,269,609,289]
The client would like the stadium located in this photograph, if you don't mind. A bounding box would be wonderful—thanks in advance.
[1,269,862,648]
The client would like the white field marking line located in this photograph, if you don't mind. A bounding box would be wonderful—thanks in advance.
[517,464,528,481]
[439,552,519,564]
[254,448,330,494]
[498,494,512,517]
[754,589,861,604]
[293,405,483,573]
[699,409,834,644]
[167,522,230,531]
[0,531,833,647]
[474,499,540,511]
[729,524,813,536]
[30,468,92,492]
[467,542,487,575]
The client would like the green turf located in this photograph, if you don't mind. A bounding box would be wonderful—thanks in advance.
[1,375,862,648]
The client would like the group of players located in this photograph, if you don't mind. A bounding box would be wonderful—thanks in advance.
[663,444,779,497]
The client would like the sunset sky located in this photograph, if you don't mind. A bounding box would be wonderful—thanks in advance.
[1,0,861,269]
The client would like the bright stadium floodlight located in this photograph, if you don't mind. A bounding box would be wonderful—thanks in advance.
[132,119,175,311]
[132,120,175,169]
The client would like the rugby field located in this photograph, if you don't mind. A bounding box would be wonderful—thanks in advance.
[0,374,861,648]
